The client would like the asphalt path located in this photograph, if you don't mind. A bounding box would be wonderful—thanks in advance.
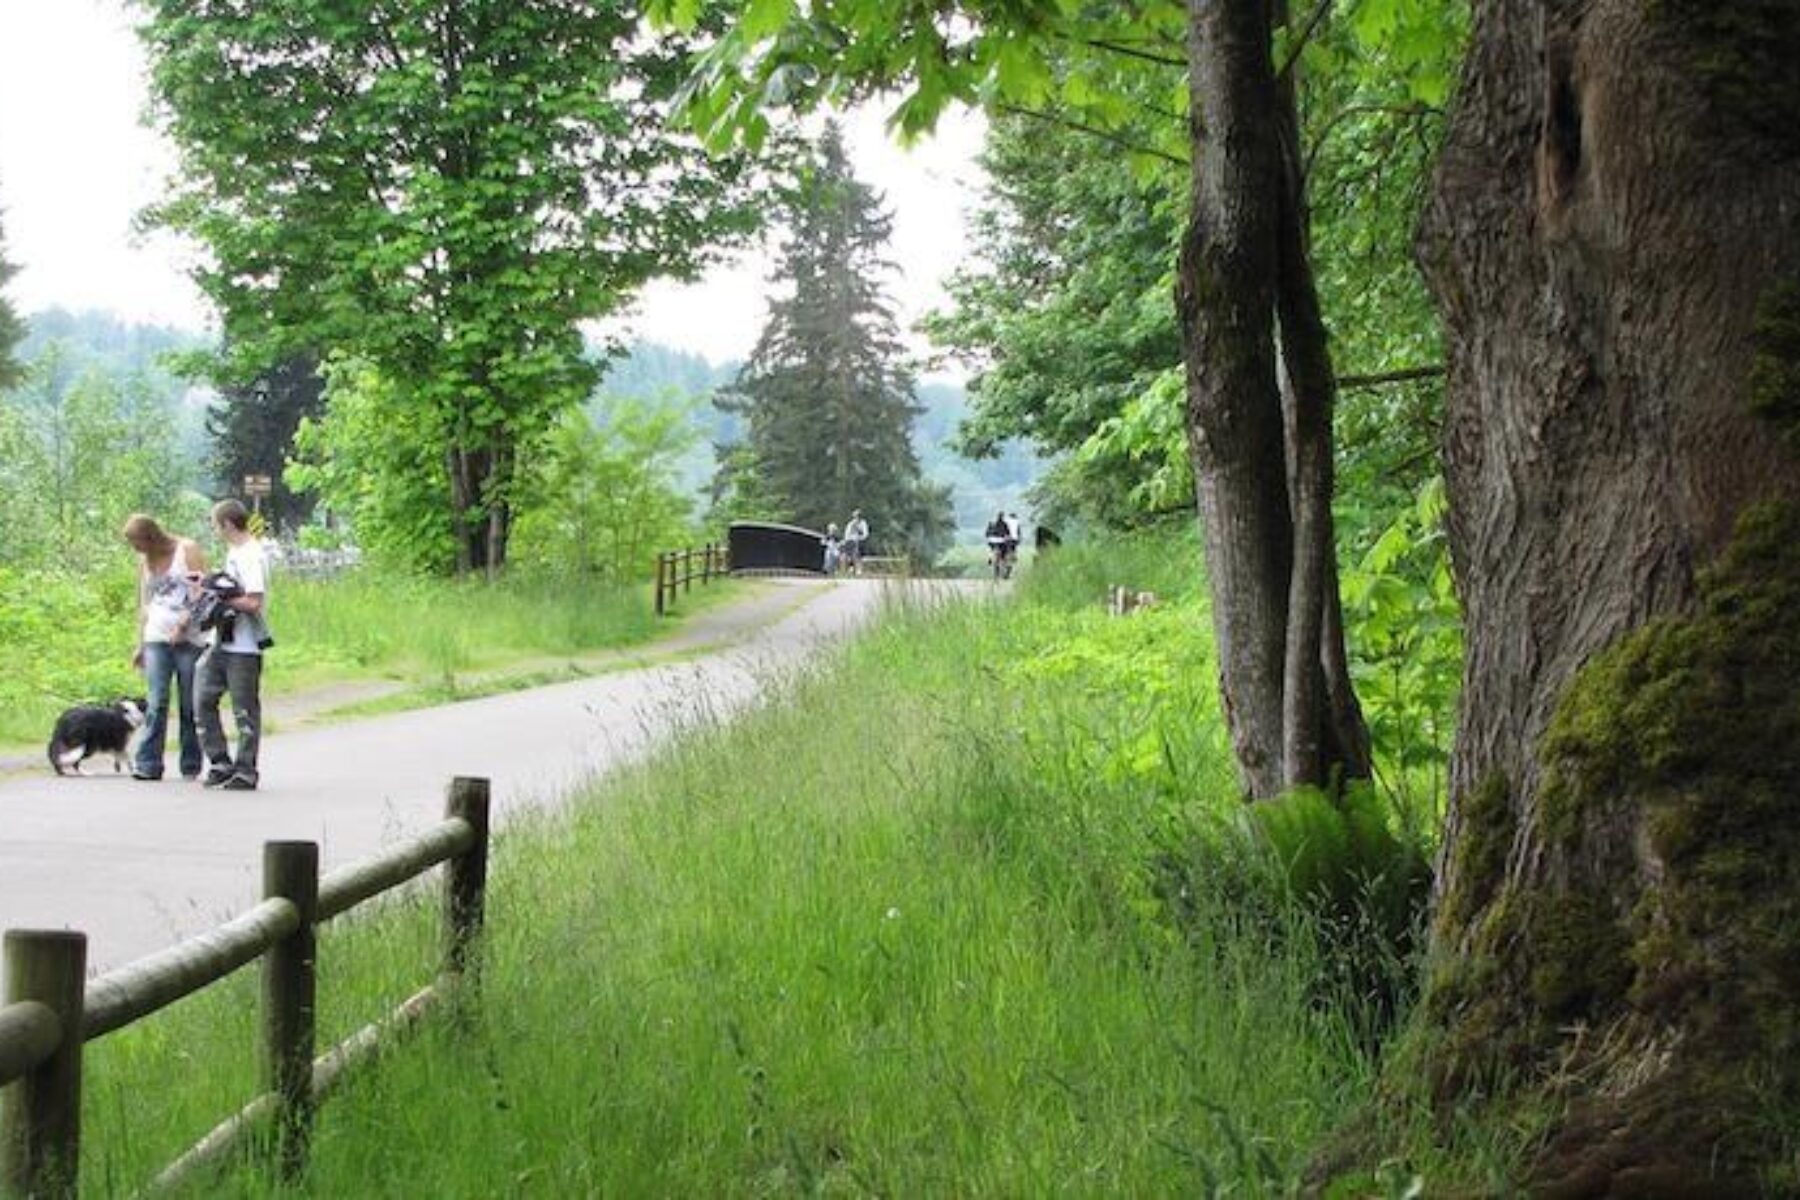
[1,578,944,972]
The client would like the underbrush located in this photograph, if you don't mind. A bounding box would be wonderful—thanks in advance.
[78,535,1454,1195]
[0,566,656,747]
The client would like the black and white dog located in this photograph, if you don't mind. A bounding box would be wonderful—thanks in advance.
[47,698,148,776]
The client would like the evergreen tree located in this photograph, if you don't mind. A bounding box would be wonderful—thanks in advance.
[0,204,26,393]
[716,123,952,563]
[207,355,326,531]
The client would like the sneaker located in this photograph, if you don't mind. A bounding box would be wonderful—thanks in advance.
[130,769,162,782]
[201,767,235,788]
[218,774,258,791]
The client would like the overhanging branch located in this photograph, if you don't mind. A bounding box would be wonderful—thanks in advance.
[996,103,1187,166]
[1072,35,1186,69]
[1338,364,1445,389]
[1276,0,1336,80]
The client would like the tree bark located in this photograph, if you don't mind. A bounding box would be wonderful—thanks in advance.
[447,442,510,577]
[1179,0,1294,800]
[447,445,477,576]
[1273,33,1372,787]
[1408,0,1800,1188]
[1178,0,1370,798]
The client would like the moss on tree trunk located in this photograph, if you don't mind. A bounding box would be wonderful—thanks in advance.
[1421,497,1800,1193]
[1321,0,1800,1190]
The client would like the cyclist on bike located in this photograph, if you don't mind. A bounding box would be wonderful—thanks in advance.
[985,511,1014,579]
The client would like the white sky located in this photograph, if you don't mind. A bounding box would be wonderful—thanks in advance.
[0,0,986,367]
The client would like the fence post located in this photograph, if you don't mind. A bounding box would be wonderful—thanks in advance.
[263,841,318,1181]
[654,553,666,617]
[683,548,693,594]
[444,776,491,983]
[702,542,712,585]
[1,931,86,1200]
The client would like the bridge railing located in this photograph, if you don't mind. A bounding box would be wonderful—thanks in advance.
[0,776,491,1198]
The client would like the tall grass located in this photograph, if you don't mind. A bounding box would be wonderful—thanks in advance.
[0,567,657,746]
[273,572,657,686]
[70,536,1476,1196]
[1016,522,1205,611]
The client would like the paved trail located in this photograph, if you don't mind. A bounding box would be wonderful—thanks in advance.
[1,579,927,971]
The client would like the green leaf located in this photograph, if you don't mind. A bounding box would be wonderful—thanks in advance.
[992,39,1051,106]
[1350,0,1400,47]
[740,0,794,39]
[659,0,706,33]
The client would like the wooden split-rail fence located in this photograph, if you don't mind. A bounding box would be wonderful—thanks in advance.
[654,543,729,616]
[0,776,492,1198]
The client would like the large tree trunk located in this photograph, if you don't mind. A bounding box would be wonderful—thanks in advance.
[1178,0,1370,799]
[1272,45,1372,785]
[446,441,512,577]
[1411,0,1800,1188]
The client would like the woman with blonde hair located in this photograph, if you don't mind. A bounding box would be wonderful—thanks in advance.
[122,513,208,781]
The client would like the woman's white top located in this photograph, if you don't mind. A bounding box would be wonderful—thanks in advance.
[141,542,201,645]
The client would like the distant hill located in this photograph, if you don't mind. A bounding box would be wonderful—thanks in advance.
[914,380,1039,538]
[595,341,737,399]
[15,308,217,487]
[592,340,1042,539]
[19,308,212,377]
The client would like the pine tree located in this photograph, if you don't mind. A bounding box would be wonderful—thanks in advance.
[206,355,326,531]
[716,123,952,562]
[0,203,27,393]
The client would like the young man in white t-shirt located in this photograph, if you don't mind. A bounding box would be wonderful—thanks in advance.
[197,499,271,791]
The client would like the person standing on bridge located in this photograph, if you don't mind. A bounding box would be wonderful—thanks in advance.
[842,508,869,575]
[123,513,209,781]
[197,499,272,791]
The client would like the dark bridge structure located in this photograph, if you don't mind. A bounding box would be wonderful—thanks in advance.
[726,521,828,575]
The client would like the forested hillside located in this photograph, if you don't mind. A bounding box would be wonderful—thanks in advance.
[0,308,212,569]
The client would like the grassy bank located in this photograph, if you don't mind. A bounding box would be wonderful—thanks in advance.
[0,565,677,747]
[76,538,1491,1194]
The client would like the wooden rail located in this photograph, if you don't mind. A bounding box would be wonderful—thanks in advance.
[654,542,729,616]
[0,775,492,1198]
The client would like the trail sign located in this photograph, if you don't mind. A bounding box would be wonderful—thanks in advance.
[243,474,273,497]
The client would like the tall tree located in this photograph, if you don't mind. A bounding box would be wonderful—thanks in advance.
[715,123,953,561]
[140,0,763,576]
[0,203,26,393]
[1398,2,1800,1188]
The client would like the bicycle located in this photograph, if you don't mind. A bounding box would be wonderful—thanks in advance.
[986,537,1015,580]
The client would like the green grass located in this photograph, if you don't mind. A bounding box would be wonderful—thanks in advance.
[65,536,1502,1196]
[0,566,680,748]
[272,571,661,688]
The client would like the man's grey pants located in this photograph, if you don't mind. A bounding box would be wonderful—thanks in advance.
[196,648,262,784]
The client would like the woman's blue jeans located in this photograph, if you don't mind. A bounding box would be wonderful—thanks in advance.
[136,640,204,779]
